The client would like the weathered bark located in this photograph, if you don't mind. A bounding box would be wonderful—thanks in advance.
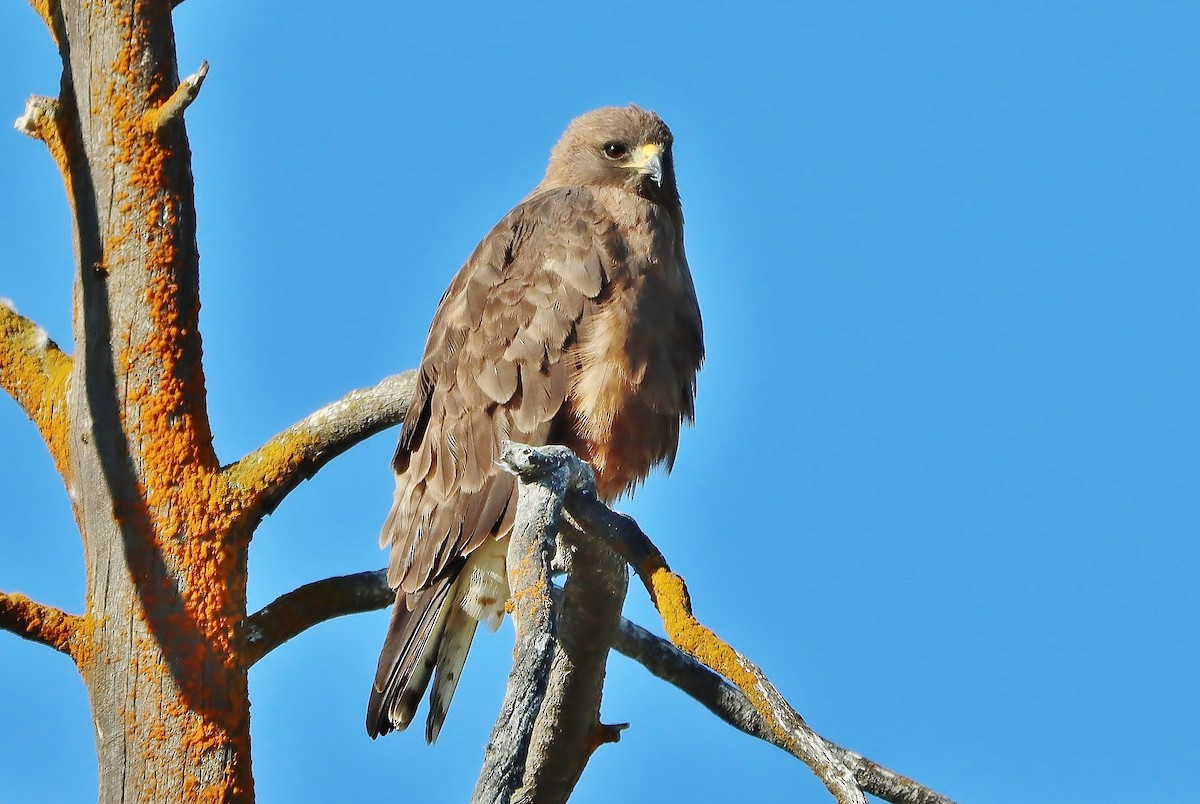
[45,1,249,799]
[515,521,627,803]
[473,443,567,804]
[10,5,417,800]
[469,443,629,804]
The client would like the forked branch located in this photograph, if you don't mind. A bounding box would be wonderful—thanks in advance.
[235,439,952,804]
[224,370,416,525]
[0,591,80,657]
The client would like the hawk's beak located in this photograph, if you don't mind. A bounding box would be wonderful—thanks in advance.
[628,143,664,186]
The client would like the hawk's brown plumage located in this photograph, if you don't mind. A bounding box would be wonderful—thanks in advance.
[367,105,703,741]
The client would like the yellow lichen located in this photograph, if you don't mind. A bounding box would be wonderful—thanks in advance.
[0,306,73,480]
[647,567,801,754]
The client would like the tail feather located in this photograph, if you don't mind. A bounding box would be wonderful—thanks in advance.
[368,542,510,740]
[425,597,479,743]
[366,578,455,739]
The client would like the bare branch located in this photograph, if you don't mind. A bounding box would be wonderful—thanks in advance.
[0,591,81,657]
[471,443,575,804]
[243,570,393,666]
[231,552,952,803]
[564,483,864,803]
[611,619,957,804]
[0,298,73,473]
[483,445,859,801]
[143,60,209,131]
[224,370,416,525]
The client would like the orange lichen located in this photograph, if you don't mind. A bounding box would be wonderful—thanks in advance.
[81,4,254,799]
[27,0,62,46]
[29,0,55,26]
[224,428,321,499]
[70,606,102,667]
[0,592,80,654]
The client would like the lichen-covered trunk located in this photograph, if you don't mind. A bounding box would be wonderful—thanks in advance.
[47,0,253,800]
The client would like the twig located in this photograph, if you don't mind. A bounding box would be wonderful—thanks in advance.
[224,370,416,526]
[0,591,81,657]
[243,570,393,666]
[144,61,209,130]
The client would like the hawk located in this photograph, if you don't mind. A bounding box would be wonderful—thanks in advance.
[367,105,704,741]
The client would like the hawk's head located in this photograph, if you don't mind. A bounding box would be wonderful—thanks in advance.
[543,105,678,203]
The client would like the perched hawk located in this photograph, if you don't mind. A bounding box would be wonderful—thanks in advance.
[367,105,704,741]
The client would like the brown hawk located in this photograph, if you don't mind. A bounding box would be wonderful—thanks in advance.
[367,105,704,741]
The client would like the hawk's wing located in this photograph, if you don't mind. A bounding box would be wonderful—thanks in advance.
[367,187,619,737]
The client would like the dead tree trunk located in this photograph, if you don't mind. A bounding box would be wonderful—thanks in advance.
[31,0,247,799]
[6,3,413,800]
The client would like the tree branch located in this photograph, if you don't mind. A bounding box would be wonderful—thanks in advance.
[471,443,575,804]
[13,95,71,190]
[563,482,864,804]
[232,555,953,804]
[224,370,416,526]
[27,0,60,36]
[0,298,73,473]
[243,569,393,666]
[0,591,81,657]
[611,618,956,804]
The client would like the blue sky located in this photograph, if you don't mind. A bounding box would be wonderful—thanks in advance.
[2,2,1198,802]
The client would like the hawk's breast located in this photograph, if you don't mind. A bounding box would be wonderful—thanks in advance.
[561,196,701,500]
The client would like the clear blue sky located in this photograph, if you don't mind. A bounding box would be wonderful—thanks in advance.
[2,2,1197,802]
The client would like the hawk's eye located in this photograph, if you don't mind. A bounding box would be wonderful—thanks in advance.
[602,141,628,160]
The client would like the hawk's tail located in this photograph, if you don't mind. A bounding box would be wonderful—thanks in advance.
[366,572,481,742]
[366,579,453,739]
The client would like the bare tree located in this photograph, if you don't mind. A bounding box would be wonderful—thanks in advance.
[2,4,954,802]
